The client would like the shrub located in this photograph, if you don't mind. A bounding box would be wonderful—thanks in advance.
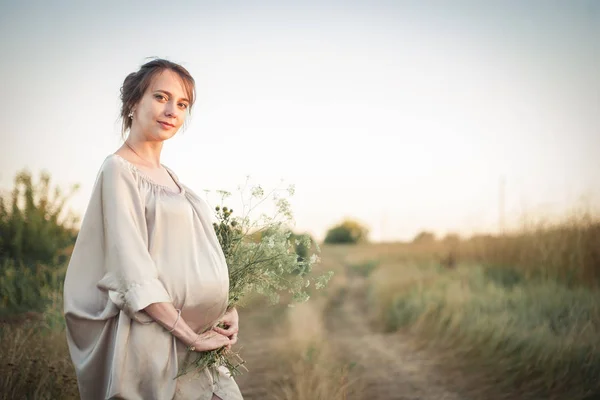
[289,231,314,260]
[0,169,79,266]
[0,169,79,318]
[324,219,369,244]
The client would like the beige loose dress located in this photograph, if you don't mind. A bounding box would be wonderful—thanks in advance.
[63,154,243,400]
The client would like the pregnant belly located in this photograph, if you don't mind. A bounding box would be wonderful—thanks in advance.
[177,279,229,333]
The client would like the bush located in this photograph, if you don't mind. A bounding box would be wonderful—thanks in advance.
[0,169,79,266]
[0,169,79,318]
[289,231,314,260]
[0,259,65,318]
[324,219,369,244]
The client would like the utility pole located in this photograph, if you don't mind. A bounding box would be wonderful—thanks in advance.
[499,175,506,235]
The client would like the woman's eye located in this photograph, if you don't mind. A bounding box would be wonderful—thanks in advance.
[179,103,189,109]
[155,94,167,101]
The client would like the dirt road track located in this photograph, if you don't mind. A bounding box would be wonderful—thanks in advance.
[324,274,469,400]
[235,269,472,400]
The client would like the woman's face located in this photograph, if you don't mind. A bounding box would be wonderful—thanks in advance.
[130,69,190,142]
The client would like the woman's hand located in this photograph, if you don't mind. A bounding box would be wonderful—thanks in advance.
[188,330,232,352]
[143,302,232,352]
[213,307,239,348]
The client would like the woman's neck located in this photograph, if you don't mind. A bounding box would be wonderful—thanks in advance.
[123,136,164,169]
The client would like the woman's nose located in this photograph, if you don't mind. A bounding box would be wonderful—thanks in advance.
[165,102,177,117]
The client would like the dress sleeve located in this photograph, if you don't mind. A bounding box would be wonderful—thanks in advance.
[96,159,172,323]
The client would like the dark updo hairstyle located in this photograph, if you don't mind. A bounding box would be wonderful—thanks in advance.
[120,58,196,138]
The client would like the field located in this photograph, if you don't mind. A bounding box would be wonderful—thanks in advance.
[0,230,600,400]
[234,237,600,400]
[2,217,600,400]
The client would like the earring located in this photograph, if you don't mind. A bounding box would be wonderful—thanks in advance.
[128,110,134,119]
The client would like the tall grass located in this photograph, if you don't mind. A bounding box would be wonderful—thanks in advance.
[356,208,600,288]
[0,262,72,399]
[0,321,78,400]
[373,264,600,399]
[368,210,600,399]
[268,299,361,400]
[460,210,600,287]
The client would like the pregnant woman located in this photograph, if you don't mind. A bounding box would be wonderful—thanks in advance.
[63,58,243,400]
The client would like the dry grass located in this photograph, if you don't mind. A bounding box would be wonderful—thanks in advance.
[324,208,600,398]
[0,280,77,400]
[0,299,357,400]
[365,233,600,398]
[345,208,600,288]
[0,281,359,400]
[0,322,78,400]
[267,297,363,400]
[459,210,600,286]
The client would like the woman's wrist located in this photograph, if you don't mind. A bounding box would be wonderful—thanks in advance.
[143,303,197,345]
[170,320,199,347]
[187,333,202,351]
[167,308,181,332]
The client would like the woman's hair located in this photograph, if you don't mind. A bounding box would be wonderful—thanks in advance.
[120,58,196,138]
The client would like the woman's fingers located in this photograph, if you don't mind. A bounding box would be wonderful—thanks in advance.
[229,334,238,345]
[190,330,232,352]
[212,326,228,336]
[213,331,232,342]
[212,327,239,346]
[213,326,238,336]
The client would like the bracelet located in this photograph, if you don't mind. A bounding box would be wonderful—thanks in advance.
[168,309,181,333]
[188,334,201,352]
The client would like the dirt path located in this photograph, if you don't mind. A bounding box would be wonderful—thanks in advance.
[234,252,472,400]
[230,310,285,399]
[325,272,470,400]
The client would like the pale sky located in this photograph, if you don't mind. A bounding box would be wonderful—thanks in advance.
[1,0,599,242]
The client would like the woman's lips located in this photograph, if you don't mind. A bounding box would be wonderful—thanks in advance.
[158,121,175,129]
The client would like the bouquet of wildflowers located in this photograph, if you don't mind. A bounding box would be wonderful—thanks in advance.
[177,178,333,379]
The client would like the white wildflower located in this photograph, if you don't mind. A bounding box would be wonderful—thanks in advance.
[287,184,295,196]
[184,177,333,380]
[251,185,264,198]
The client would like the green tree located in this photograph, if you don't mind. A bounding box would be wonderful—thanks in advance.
[0,169,80,266]
[324,219,369,244]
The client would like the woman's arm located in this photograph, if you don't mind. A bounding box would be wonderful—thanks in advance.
[144,302,232,351]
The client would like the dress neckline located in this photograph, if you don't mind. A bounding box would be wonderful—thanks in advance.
[110,153,185,195]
